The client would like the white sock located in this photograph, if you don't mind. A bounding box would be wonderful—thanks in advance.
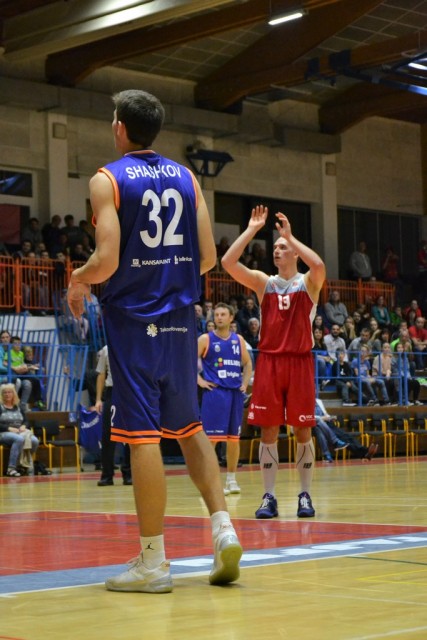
[211,511,232,538]
[259,442,279,496]
[296,440,315,494]
[140,535,166,569]
[226,472,236,484]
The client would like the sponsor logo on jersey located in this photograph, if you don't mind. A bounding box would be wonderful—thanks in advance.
[147,324,158,337]
[174,255,193,264]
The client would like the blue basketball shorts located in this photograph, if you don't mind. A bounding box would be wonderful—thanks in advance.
[103,304,202,444]
[201,386,244,442]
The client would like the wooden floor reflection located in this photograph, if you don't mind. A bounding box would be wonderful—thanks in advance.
[1,457,427,640]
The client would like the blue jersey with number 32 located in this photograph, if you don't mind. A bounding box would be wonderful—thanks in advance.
[99,150,201,319]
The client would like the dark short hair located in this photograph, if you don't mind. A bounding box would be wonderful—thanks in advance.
[113,90,165,147]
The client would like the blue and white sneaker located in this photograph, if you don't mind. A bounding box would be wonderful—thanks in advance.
[255,493,279,519]
[297,492,315,518]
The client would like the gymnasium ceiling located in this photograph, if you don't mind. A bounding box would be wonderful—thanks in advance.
[1,0,427,133]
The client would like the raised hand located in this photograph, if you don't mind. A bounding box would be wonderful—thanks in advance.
[248,205,268,232]
[275,212,292,239]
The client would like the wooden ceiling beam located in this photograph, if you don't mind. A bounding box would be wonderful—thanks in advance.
[45,0,342,86]
[319,83,427,133]
[195,0,382,109]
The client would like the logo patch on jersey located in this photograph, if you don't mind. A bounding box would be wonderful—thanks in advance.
[131,259,140,268]
[218,370,227,379]
[147,324,158,338]
[214,344,221,352]
[299,414,314,422]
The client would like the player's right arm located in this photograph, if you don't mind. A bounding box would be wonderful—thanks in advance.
[194,180,216,275]
[197,332,217,390]
[221,205,269,300]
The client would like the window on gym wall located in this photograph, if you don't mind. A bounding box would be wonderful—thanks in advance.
[0,170,32,197]
[214,193,311,274]
[338,207,421,281]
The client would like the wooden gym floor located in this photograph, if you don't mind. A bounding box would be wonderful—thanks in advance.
[1,456,427,640]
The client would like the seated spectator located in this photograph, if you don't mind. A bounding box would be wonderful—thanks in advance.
[324,324,346,362]
[206,320,215,332]
[70,242,90,262]
[216,236,230,259]
[391,343,422,406]
[351,309,364,336]
[2,335,33,411]
[355,304,371,329]
[81,234,95,259]
[324,290,348,327]
[369,318,382,353]
[404,300,422,326]
[202,299,214,324]
[312,327,333,384]
[313,401,348,463]
[351,346,390,406]
[408,316,427,371]
[236,295,259,333]
[61,214,83,248]
[390,328,416,376]
[243,317,260,351]
[42,215,62,255]
[195,304,207,336]
[314,398,378,461]
[0,383,39,476]
[331,348,359,406]
[312,313,329,335]
[390,306,404,333]
[23,345,46,409]
[21,217,43,248]
[341,316,356,347]
[249,242,269,273]
[348,327,372,357]
[79,219,95,250]
[372,343,395,404]
[371,295,392,330]
[13,240,33,260]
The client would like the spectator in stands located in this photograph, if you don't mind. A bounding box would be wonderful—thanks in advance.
[70,242,90,263]
[349,241,372,280]
[202,299,214,324]
[405,299,422,326]
[81,234,95,259]
[408,316,427,371]
[51,231,70,258]
[391,327,416,376]
[391,343,422,406]
[2,335,33,411]
[371,295,391,330]
[341,316,357,347]
[351,309,364,336]
[61,214,83,248]
[23,345,46,409]
[13,240,33,260]
[351,345,389,406]
[379,327,392,348]
[313,401,349,463]
[216,236,230,259]
[34,241,48,257]
[382,246,404,303]
[324,290,348,327]
[250,242,269,273]
[243,317,260,352]
[312,313,329,335]
[0,383,39,477]
[23,251,49,312]
[331,348,359,406]
[356,303,371,328]
[236,295,259,333]
[79,219,95,250]
[372,343,395,404]
[314,397,378,461]
[324,323,346,361]
[195,304,207,336]
[312,327,333,385]
[390,305,404,334]
[42,215,62,255]
[206,320,215,332]
[21,217,43,248]
[369,318,382,353]
[348,327,372,356]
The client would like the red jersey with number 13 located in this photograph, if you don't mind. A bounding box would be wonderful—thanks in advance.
[258,273,316,355]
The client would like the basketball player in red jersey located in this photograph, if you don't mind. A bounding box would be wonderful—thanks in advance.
[222,205,326,519]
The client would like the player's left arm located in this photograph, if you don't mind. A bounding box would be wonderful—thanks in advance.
[239,335,253,393]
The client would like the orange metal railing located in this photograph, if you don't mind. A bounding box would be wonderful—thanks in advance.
[1,258,395,314]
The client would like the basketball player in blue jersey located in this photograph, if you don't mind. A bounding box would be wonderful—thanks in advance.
[222,205,326,519]
[198,302,252,495]
[67,89,242,592]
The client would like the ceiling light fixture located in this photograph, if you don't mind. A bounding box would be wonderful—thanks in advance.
[268,7,307,26]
